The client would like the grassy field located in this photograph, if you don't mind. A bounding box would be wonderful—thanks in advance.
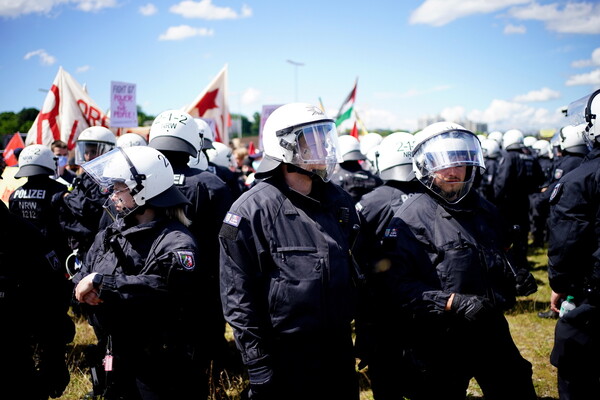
[58,245,558,400]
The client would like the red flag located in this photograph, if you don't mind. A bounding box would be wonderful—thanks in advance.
[185,64,229,144]
[25,67,109,150]
[350,121,359,139]
[247,141,256,155]
[3,133,26,166]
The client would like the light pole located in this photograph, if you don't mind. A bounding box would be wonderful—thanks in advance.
[286,59,304,102]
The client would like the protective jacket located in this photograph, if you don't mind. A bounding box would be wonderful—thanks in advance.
[331,161,382,203]
[219,172,361,399]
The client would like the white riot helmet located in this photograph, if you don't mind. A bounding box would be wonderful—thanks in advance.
[82,146,189,215]
[116,133,147,148]
[149,110,201,158]
[488,131,503,144]
[481,138,501,159]
[559,124,588,155]
[256,102,342,182]
[502,129,524,150]
[359,132,383,156]
[413,121,484,204]
[377,131,415,181]
[338,134,365,161]
[206,142,236,170]
[532,139,553,159]
[523,135,537,148]
[566,89,600,149]
[75,126,116,165]
[195,118,215,150]
[15,144,57,178]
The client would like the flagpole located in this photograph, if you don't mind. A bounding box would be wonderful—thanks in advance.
[286,60,304,102]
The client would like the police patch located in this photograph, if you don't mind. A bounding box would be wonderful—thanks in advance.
[549,182,563,203]
[176,251,195,270]
[554,169,563,180]
[224,212,242,227]
[45,250,62,272]
[384,228,398,238]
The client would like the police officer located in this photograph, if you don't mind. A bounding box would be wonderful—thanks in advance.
[529,139,554,248]
[148,110,234,393]
[9,144,71,266]
[331,134,382,203]
[219,102,362,400]
[1,201,72,400]
[353,131,422,399]
[378,122,537,400]
[73,146,204,399]
[493,128,544,271]
[547,89,600,400]
[476,137,501,203]
[53,126,116,269]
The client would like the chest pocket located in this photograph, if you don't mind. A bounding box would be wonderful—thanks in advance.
[273,246,321,280]
[438,239,486,295]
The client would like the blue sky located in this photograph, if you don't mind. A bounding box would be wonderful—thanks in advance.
[1,0,599,133]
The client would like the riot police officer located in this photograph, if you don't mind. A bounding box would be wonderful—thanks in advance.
[148,110,234,394]
[547,88,600,400]
[378,122,537,400]
[331,134,382,203]
[219,102,362,400]
[354,131,422,399]
[73,146,204,399]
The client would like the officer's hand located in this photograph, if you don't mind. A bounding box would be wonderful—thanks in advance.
[515,268,537,296]
[450,293,493,322]
[247,363,275,400]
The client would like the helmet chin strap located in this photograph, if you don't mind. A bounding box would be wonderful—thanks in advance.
[285,163,321,180]
[117,147,146,196]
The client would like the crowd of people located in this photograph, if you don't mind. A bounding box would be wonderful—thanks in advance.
[1,88,599,400]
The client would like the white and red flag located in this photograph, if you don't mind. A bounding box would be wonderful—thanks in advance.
[184,64,229,144]
[26,67,109,150]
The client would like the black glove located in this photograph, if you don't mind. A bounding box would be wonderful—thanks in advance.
[515,268,538,296]
[247,362,275,400]
[451,293,493,322]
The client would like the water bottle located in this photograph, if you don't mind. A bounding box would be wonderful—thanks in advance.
[559,295,576,318]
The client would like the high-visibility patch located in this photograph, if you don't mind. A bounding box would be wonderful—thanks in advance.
[224,212,242,227]
[176,251,195,270]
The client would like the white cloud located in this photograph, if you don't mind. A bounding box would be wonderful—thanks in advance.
[440,106,466,122]
[76,65,90,73]
[170,0,252,20]
[241,87,260,105]
[513,87,560,102]
[0,0,116,17]
[565,69,600,86]
[503,23,526,34]
[373,85,452,100]
[409,0,529,27]
[509,1,600,34]
[571,47,600,68]
[468,99,564,131]
[75,0,116,12]
[23,49,56,66]
[158,25,214,41]
[139,3,157,16]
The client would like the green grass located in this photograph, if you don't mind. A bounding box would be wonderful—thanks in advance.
[59,244,559,400]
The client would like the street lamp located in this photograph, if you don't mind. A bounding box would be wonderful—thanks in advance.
[286,59,304,102]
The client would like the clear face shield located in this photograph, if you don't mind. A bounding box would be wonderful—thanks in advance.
[567,89,600,150]
[413,130,484,204]
[81,148,143,220]
[75,140,115,165]
[285,121,343,182]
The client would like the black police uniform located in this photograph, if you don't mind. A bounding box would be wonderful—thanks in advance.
[528,153,555,246]
[0,202,73,400]
[331,161,383,204]
[493,148,544,269]
[379,190,537,400]
[53,173,111,262]
[206,161,245,201]
[9,176,71,264]
[547,146,600,400]
[73,216,203,399]
[219,171,361,400]
[475,156,500,203]
[353,179,422,400]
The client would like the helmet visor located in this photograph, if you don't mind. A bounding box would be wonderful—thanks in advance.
[290,121,342,181]
[75,141,115,165]
[414,130,484,175]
